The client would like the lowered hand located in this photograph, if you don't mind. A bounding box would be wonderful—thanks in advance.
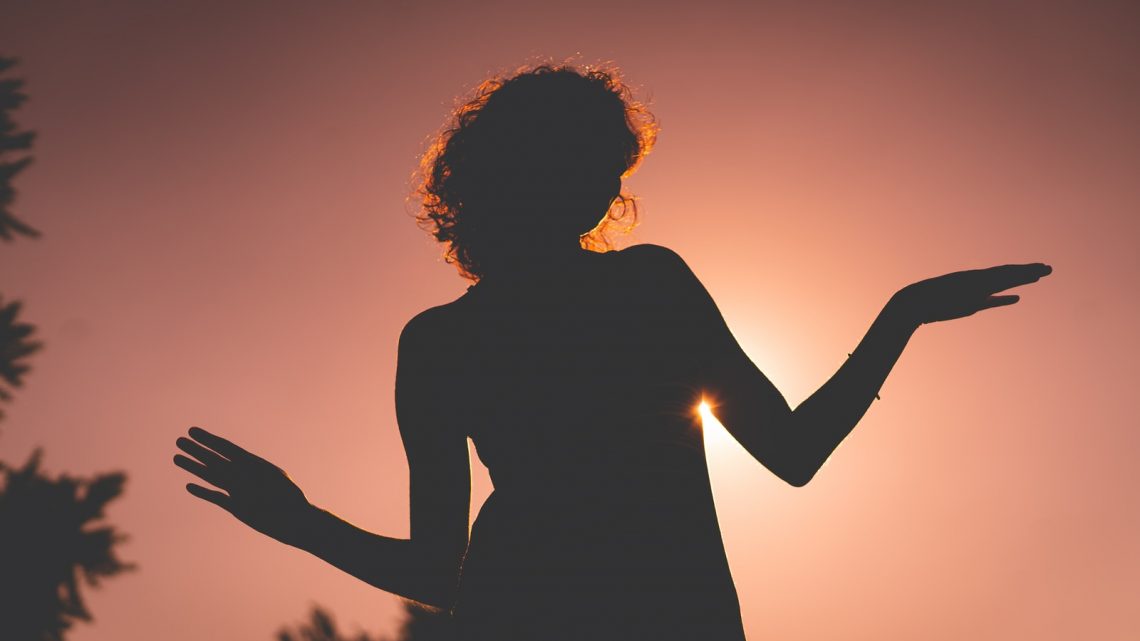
[174,426,314,548]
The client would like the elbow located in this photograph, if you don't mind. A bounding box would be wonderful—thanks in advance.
[775,444,819,487]
[421,586,459,612]
[422,552,466,610]
[778,424,820,487]
[782,468,816,488]
[407,572,461,611]
[734,415,820,487]
[755,435,817,487]
[761,456,815,487]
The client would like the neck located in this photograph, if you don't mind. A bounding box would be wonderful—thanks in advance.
[478,238,594,285]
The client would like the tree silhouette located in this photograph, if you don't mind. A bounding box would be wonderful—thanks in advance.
[0,55,40,241]
[0,295,42,421]
[0,450,135,641]
[0,54,133,641]
[277,601,455,641]
[0,54,42,421]
[277,607,378,641]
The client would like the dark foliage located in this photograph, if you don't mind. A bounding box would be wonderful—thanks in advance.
[0,52,132,641]
[0,450,134,641]
[0,295,42,420]
[0,55,39,241]
[277,601,455,641]
[0,54,43,421]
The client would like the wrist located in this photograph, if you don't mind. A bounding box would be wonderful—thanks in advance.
[883,292,921,334]
[290,502,329,552]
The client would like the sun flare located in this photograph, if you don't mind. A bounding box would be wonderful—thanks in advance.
[697,400,714,422]
[697,398,735,451]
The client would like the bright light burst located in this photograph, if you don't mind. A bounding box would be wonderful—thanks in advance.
[697,400,714,422]
[697,398,735,451]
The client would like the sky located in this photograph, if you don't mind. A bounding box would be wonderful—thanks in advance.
[1,0,1137,639]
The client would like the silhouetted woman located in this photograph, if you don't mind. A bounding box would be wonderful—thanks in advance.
[174,64,1051,641]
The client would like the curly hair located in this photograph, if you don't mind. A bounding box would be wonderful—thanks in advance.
[413,62,659,282]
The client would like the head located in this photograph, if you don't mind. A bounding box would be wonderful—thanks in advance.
[414,63,658,282]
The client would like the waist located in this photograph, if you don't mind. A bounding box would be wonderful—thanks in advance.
[485,442,708,499]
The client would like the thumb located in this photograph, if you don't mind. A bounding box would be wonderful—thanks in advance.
[187,483,232,511]
[978,294,1019,310]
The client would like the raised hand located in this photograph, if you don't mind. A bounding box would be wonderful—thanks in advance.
[891,263,1053,326]
[174,426,313,547]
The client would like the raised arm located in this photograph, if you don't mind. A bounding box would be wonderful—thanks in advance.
[633,244,1050,487]
[628,244,797,484]
[173,309,471,609]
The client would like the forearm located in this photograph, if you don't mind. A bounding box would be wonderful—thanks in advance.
[292,504,461,608]
[786,295,918,484]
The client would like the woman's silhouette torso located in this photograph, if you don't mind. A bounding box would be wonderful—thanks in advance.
[420,246,746,641]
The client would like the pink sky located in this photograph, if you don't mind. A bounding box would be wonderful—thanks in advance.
[1,1,1137,639]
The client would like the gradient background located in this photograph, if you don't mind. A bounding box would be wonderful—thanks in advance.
[1,1,1137,639]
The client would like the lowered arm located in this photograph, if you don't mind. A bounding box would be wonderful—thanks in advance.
[220,308,472,610]
[299,309,471,607]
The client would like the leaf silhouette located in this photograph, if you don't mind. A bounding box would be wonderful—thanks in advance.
[277,601,455,641]
[0,449,134,640]
[0,55,40,241]
[0,295,42,421]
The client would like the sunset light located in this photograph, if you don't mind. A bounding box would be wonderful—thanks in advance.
[698,398,735,453]
[697,399,714,422]
[1,2,1133,640]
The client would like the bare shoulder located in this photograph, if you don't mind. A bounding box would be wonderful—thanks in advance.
[616,243,701,292]
[617,243,687,268]
[397,300,463,361]
[395,303,464,429]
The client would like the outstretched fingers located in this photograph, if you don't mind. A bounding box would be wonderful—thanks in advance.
[977,294,1020,311]
[174,453,229,489]
[176,436,229,469]
[980,263,1052,294]
[188,426,261,464]
[186,483,231,510]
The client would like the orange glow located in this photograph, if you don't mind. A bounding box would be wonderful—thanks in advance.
[697,399,714,420]
[698,398,736,452]
[1,3,1134,640]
